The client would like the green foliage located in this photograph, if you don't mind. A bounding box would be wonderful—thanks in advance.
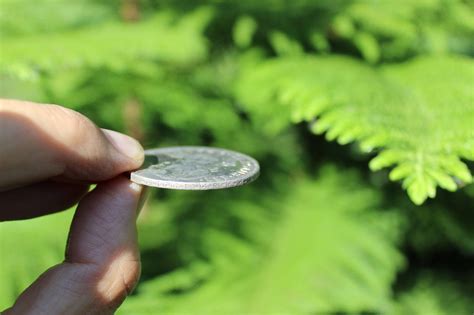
[232,15,257,49]
[399,188,474,255]
[330,0,474,62]
[0,211,72,307]
[119,167,404,314]
[0,0,114,38]
[392,273,474,315]
[236,55,474,205]
[0,0,473,313]
[0,8,212,80]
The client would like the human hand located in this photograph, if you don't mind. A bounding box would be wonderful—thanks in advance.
[1,99,146,314]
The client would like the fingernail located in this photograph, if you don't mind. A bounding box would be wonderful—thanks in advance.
[102,129,144,163]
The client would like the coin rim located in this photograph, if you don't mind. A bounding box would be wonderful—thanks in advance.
[130,146,260,190]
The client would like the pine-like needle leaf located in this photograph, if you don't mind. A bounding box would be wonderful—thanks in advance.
[236,55,474,205]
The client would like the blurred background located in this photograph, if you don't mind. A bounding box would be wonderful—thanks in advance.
[0,0,473,314]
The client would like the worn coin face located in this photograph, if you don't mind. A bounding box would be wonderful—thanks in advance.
[130,146,260,190]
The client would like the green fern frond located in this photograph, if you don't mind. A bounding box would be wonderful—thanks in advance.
[236,55,474,205]
[0,8,212,80]
[120,166,404,314]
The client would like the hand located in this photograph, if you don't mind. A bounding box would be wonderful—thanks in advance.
[0,99,146,314]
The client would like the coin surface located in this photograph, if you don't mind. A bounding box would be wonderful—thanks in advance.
[130,146,260,190]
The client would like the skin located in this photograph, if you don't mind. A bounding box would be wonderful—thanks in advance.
[0,99,147,314]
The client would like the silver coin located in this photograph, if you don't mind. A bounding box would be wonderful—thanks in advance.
[130,146,260,190]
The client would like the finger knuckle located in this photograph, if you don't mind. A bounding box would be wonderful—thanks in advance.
[47,105,97,145]
[98,256,141,311]
[45,105,111,177]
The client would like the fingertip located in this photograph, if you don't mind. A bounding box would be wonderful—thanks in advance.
[66,176,143,266]
[102,129,144,168]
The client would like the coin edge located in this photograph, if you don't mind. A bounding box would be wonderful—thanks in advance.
[130,146,260,190]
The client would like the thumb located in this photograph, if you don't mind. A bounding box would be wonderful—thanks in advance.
[3,176,146,315]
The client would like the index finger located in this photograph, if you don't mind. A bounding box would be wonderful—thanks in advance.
[0,99,144,190]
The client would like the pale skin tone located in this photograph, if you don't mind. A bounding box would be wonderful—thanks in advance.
[0,99,147,314]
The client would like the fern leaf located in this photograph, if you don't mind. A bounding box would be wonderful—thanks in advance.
[120,166,404,314]
[0,9,212,80]
[236,55,474,205]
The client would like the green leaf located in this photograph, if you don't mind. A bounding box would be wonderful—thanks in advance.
[236,55,474,204]
[269,31,304,56]
[353,31,380,63]
[232,15,258,49]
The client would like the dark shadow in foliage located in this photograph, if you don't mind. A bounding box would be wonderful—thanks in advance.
[142,0,352,52]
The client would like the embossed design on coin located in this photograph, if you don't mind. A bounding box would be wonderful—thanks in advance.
[130,146,260,190]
